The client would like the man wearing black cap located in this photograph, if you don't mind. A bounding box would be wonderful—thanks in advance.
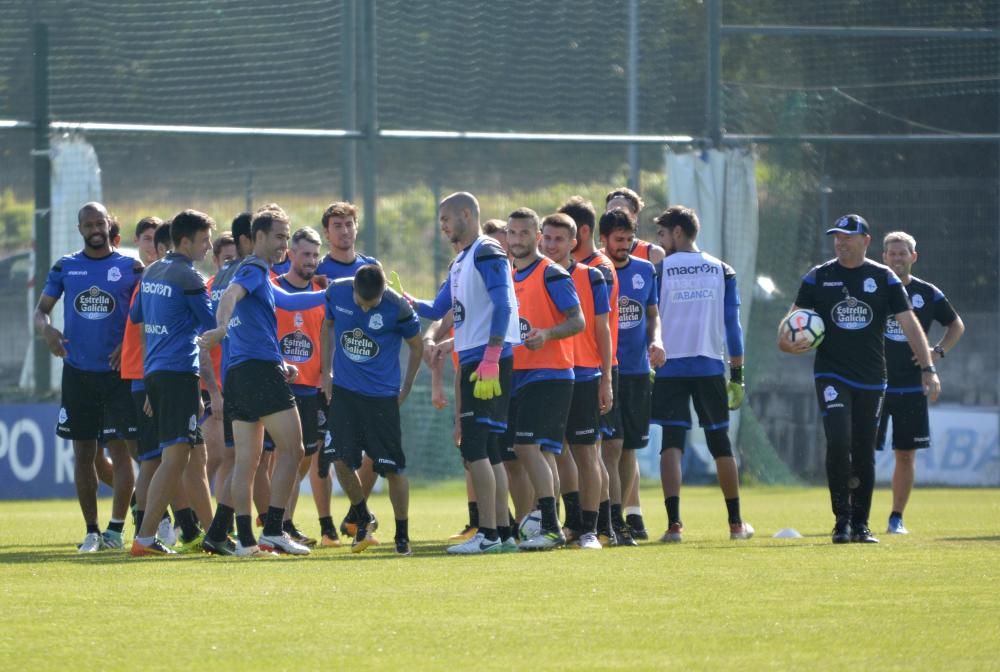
[778,214,940,544]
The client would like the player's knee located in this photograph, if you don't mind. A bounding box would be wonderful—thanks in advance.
[705,429,733,459]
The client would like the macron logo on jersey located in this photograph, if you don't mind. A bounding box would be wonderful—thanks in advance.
[664,263,719,277]
[142,281,173,298]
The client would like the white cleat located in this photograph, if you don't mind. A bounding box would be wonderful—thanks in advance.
[730,521,755,540]
[78,532,105,553]
[259,532,311,556]
[156,517,177,546]
[235,542,278,558]
[575,532,603,550]
[447,532,501,555]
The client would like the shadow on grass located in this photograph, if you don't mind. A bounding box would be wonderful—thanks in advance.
[937,536,1000,543]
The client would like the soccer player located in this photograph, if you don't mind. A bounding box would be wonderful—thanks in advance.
[879,231,964,534]
[541,213,612,550]
[599,209,664,546]
[779,214,941,544]
[200,204,327,557]
[321,265,423,555]
[605,187,665,266]
[274,226,328,546]
[212,233,238,269]
[559,196,620,543]
[128,210,216,556]
[652,206,753,543]
[409,192,520,554]
[502,207,584,550]
[34,202,143,552]
[134,216,161,266]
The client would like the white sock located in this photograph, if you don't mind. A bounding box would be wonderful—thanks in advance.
[136,535,156,546]
[624,506,643,517]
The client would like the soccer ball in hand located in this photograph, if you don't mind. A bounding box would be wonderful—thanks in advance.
[783,309,825,348]
[517,510,543,541]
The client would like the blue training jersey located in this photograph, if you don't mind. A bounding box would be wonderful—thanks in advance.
[43,250,143,372]
[129,252,216,375]
[316,252,379,281]
[614,255,658,375]
[325,278,421,398]
[227,255,325,368]
[211,258,243,384]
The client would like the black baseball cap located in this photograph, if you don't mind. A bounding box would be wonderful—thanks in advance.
[826,214,870,236]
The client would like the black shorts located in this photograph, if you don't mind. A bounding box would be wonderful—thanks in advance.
[877,391,931,451]
[652,375,729,451]
[132,388,159,461]
[327,385,405,475]
[503,379,574,455]
[295,393,323,455]
[608,373,651,449]
[223,360,296,423]
[599,367,620,438]
[144,371,203,459]
[57,364,132,441]
[101,378,139,442]
[565,377,601,446]
[458,355,513,463]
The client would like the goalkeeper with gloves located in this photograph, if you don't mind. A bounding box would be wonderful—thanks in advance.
[650,206,754,543]
[394,192,521,555]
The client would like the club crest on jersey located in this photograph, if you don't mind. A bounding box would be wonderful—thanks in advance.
[884,316,907,342]
[618,296,643,330]
[74,286,115,320]
[831,295,873,330]
[341,328,379,363]
[863,278,876,293]
[280,330,315,363]
[911,294,924,309]
[293,312,304,328]
[632,274,645,290]
[823,385,838,403]
[369,313,383,330]
[107,266,122,282]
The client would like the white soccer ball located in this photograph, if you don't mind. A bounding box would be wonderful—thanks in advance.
[783,308,825,348]
[518,510,543,541]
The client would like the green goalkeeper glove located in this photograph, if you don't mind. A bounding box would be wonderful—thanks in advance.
[727,366,745,410]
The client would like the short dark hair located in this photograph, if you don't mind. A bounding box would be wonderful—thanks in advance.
[291,226,322,247]
[540,212,577,237]
[354,264,385,301]
[653,205,700,240]
[482,219,506,236]
[558,196,596,234]
[598,208,636,239]
[134,216,162,240]
[212,232,236,258]
[322,201,358,229]
[231,212,253,247]
[108,215,120,242]
[170,209,215,247]
[507,207,540,230]
[154,223,172,251]
[251,204,289,239]
[605,187,644,214]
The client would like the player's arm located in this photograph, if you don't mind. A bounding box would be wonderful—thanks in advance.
[199,282,247,349]
[35,262,67,358]
[525,266,583,350]
[896,309,940,402]
[777,304,813,354]
[412,280,452,321]
[320,317,333,402]
[644,304,666,368]
[931,294,965,362]
[273,284,325,311]
[723,270,746,408]
[591,270,614,411]
[648,243,666,267]
[399,333,424,406]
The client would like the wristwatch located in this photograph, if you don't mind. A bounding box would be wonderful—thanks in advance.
[921,365,938,374]
[933,345,945,358]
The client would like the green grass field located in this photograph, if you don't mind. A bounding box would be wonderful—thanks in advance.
[2,484,998,671]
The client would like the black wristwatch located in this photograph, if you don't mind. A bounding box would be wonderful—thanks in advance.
[933,345,945,358]
[921,365,938,375]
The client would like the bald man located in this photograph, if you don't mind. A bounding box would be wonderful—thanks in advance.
[34,202,144,552]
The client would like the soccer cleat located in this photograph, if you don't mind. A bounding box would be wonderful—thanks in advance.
[850,525,879,544]
[259,532,311,556]
[659,522,684,543]
[518,530,566,551]
[561,527,581,545]
[448,525,479,541]
[447,532,502,555]
[156,517,177,546]
[886,516,909,535]
[285,525,318,547]
[101,529,124,550]
[78,532,105,553]
[320,533,341,548]
[615,527,639,547]
[351,516,380,554]
[597,530,618,547]
[394,538,413,556]
[130,538,176,557]
[202,536,237,556]
[575,532,603,550]
[626,514,649,541]
[499,537,520,553]
[176,531,206,554]
[235,542,278,558]
[730,521,755,540]
[832,519,851,544]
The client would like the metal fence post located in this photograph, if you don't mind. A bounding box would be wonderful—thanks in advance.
[626,0,640,190]
[32,22,51,394]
